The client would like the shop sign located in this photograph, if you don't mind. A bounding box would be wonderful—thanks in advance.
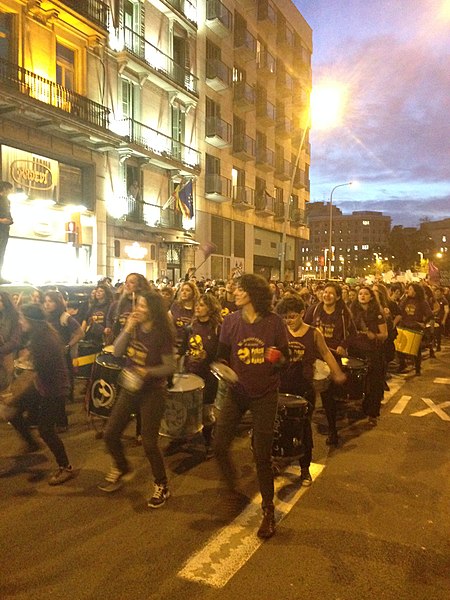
[11,160,53,190]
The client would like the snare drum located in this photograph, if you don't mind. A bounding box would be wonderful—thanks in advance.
[159,374,205,439]
[272,394,309,458]
[312,359,331,393]
[74,340,101,379]
[88,352,126,418]
[339,357,368,400]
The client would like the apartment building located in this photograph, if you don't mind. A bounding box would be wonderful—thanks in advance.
[0,0,311,283]
[300,202,391,278]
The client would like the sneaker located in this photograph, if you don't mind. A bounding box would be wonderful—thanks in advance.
[148,483,170,508]
[48,465,74,486]
[299,467,313,487]
[98,465,133,493]
[257,506,276,539]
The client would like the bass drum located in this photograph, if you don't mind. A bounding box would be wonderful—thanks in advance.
[272,394,309,458]
[339,357,368,400]
[88,353,126,418]
[160,374,205,439]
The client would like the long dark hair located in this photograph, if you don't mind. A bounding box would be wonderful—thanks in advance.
[195,293,223,330]
[141,291,175,343]
[350,286,381,322]
[0,292,20,328]
[44,291,67,317]
[237,274,273,316]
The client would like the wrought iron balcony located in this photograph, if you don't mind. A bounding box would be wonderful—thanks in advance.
[60,0,109,30]
[116,26,198,98]
[116,117,200,172]
[0,58,109,129]
[232,185,255,210]
[115,195,184,230]
[164,0,197,26]
[205,116,232,148]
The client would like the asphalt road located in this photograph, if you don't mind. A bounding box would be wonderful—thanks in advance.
[1,344,449,600]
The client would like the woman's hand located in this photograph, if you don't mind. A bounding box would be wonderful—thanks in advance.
[124,311,143,333]
[335,345,347,357]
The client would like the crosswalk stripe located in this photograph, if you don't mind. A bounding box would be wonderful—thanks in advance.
[178,462,325,588]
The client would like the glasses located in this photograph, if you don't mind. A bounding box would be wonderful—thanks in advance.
[282,313,301,321]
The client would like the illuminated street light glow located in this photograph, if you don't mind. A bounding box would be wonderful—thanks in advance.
[311,82,348,130]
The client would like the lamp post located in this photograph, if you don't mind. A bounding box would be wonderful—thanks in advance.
[327,181,353,277]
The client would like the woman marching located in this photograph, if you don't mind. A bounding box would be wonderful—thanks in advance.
[348,286,388,425]
[184,293,222,458]
[275,295,346,485]
[397,283,433,375]
[98,291,176,508]
[10,304,74,484]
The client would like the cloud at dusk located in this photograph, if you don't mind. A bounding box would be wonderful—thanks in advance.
[294,0,450,226]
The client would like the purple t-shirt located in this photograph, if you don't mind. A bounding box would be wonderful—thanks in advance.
[219,311,289,398]
[125,328,174,387]
[185,320,220,380]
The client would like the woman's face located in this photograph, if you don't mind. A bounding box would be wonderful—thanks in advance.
[95,287,106,302]
[323,286,338,306]
[44,296,57,313]
[135,296,150,321]
[407,285,416,297]
[180,285,194,302]
[125,275,140,294]
[349,290,357,302]
[195,300,210,320]
[282,311,303,331]
[234,285,251,308]
[358,288,372,304]
[30,291,41,304]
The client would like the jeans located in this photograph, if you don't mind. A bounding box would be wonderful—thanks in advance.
[11,391,70,467]
[214,389,278,509]
[103,385,168,485]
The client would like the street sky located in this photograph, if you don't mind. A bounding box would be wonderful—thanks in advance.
[294,0,450,226]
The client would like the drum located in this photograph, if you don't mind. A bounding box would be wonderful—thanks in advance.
[159,374,205,439]
[394,327,423,356]
[213,378,229,411]
[312,359,331,392]
[272,394,309,458]
[210,362,238,384]
[339,357,368,400]
[88,352,126,418]
[74,340,101,379]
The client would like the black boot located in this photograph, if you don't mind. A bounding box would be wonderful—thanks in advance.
[257,506,276,539]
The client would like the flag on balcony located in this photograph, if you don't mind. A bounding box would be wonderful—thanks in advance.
[177,179,194,219]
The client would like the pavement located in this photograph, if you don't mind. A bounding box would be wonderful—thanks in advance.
[0,343,449,600]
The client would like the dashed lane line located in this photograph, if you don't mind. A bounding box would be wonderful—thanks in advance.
[381,374,407,404]
[178,462,325,589]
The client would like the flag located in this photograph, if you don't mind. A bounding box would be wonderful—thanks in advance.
[199,241,217,259]
[177,179,194,219]
[428,261,440,284]
[162,181,181,211]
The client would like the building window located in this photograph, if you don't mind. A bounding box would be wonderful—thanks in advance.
[56,42,75,90]
[0,13,14,61]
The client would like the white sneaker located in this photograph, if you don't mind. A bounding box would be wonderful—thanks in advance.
[147,483,170,508]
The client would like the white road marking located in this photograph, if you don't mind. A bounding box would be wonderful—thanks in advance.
[178,462,325,589]
[411,399,450,421]
[390,395,412,414]
[381,374,406,404]
[433,377,450,385]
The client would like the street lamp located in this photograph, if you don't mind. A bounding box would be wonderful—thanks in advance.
[327,181,353,277]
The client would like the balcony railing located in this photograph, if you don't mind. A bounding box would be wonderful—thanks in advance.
[257,49,276,77]
[205,174,232,201]
[232,185,255,209]
[117,195,184,229]
[275,159,292,181]
[274,200,286,221]
[61,0,109,30]
[232,133,256,161]
[289,206,306,225]
[205,116,232,147]
[233,81,255,110]
[256,146,275,171]
[256,99,276,125]
[119,26,198,96]
[255,191,275,214]
[234,28,256,61]
[0,58,110,128]
[206,58,231,91]
[117,117,200,170]
[165,0,198,26]
[257,0,277,27]
[206,0,233,37]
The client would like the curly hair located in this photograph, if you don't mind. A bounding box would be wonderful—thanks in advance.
[274,294,306,316]
[195,293,223,330]
[237,274,272,316]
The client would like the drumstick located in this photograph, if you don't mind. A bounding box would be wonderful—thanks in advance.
[132,291,136,311]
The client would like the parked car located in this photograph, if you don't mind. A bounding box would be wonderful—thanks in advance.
[0,283,40,305]
[39,283,96,304]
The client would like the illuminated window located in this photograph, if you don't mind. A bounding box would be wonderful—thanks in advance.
[362,244,369,250]
[354,245,358,250]
[362,220,370,225]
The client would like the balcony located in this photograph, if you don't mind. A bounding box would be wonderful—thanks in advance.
[256,99,276,127]
[60,0,109,30]
[206,0,233,38]
[289,207,306,226]
[293,167,307,189]
[205,174,232,202]
[276,68,293,95]
[257,49,276,79]
[115,117,200,174]
[255,191,275,216]
[292,86,309,110]
[153,0,197,28]
[115,26,198,102]
[232,133,256,161]
[274,200,286,222]
[275,159,292,181]
[257,0,277,34]
[206,58,231,92]
[232,186,255,210]
[275,117,292,140]
[205,116,232,148]
[0,59,121,151]
[115,195,184,230]
[233,81,255,112]
[277,23,294,52]
[234,28,257,62]
[256,146,275,172]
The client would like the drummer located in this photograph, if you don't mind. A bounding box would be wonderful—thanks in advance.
[98,291,176,508]
[304,282,357,446]
[214,274,289,540]
[397,283,433,375]
[169,281,200,367]
[275,295,346,485]
[184,293,222,459]
[81,284,114,349]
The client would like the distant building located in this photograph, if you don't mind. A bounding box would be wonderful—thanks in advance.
[299,202,391,278]
[420,218,450,258]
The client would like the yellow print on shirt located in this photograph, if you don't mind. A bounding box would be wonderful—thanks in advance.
[126,341,148,367]
[289,340,305,363]
[320,321,335,339]
[237,337,265,365]
[405,303,417,316]
[189,334,204,358]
